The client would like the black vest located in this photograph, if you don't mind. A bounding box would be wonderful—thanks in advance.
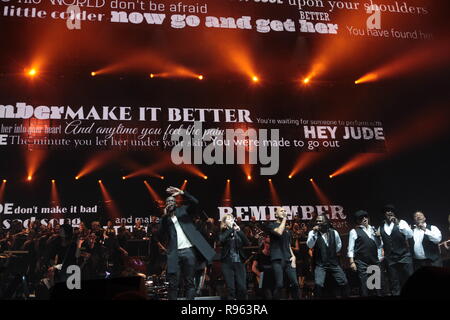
[313,228,339,266]
[410,224,441,262]
[380,222,411,263]
[354,227,379,265]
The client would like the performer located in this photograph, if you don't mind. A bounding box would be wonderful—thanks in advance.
[251,236,275,299]
[218,213,250,300]
[379,204,413,296]
[158,187,216,300]
[266,207,301,300]
[348,210,383,297]
[410,211,443,269]
[307,213,349,298]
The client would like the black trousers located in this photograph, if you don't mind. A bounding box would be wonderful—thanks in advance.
[221,261,247,300]
[167,247,197,300]
[413,258,443,271]
[314,264,349,298]
[272,259,300,300]
[385,261,413,296]
[355,260,382,297]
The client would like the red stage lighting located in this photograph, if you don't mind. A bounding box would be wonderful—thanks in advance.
[99,181,121,218]
[222,179,232,206]
[203,176,208,180]
[252,76,259,82]
[26,68,37,77]
[355,73,378,84]
[144,180,163,203]
[247,175,252,180]
[91,71,97,77]
[50,179,61,213]
[310,179,331,205]
[268,178,281,206]
[0,180,5,203]
[198,75,204,80]
[27,175,32,181]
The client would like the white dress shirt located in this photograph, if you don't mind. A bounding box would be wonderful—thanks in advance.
[171,215,193,249]
[348,225,383,261]
[307,229,342,252]
[383,219,413,238]
[413,223,442,260]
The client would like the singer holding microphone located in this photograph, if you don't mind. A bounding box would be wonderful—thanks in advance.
[348,210,383,297]
[266,207,301,300]
[158,186,216,300]
[307,213,349,298]
[218,213,250,300]
[379,204,414,296]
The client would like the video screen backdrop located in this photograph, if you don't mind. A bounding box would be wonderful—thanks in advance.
[0,0,449,234]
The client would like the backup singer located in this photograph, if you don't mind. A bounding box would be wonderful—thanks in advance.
[379,204,413,296]
[158,187,216,300]
[410,211,443,269]
[266,207,301,300]
[218,214,250,300]
[307,214,349,298]
[348,210,383,297]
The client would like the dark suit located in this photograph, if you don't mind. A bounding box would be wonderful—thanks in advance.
[266,221,300,300]
[219,228,249,300]
[158,191,216,300]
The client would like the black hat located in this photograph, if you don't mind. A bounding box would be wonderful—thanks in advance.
[354,210,369,219]
[383,204,395,212]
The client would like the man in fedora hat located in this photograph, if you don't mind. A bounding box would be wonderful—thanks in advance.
[348,210,383,297]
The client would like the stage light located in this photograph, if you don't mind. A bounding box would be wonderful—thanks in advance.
[150,73,155,78]
[2,179,6,183]
[51,179,55,183]
[288,175,292,179]
[160,176,165,180]
[203,176,208,180]
[27,175,32,181]
[99,180,121,218]
[329,175,333,179]
[252,76,259,82]
[268,177,281,206]
[184,179,188,183]
[247,175,252,180]
[75,176,79,180]
[122,176,126,180]
[91,72,96,76]
[144,180,163,203]
[26,68,37,77]
[309,178,313,182]
[303,78,310,84]
[227,179,230,182]
[355,73,378,84]
[198,75,204,80]
[310,178,332,205]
